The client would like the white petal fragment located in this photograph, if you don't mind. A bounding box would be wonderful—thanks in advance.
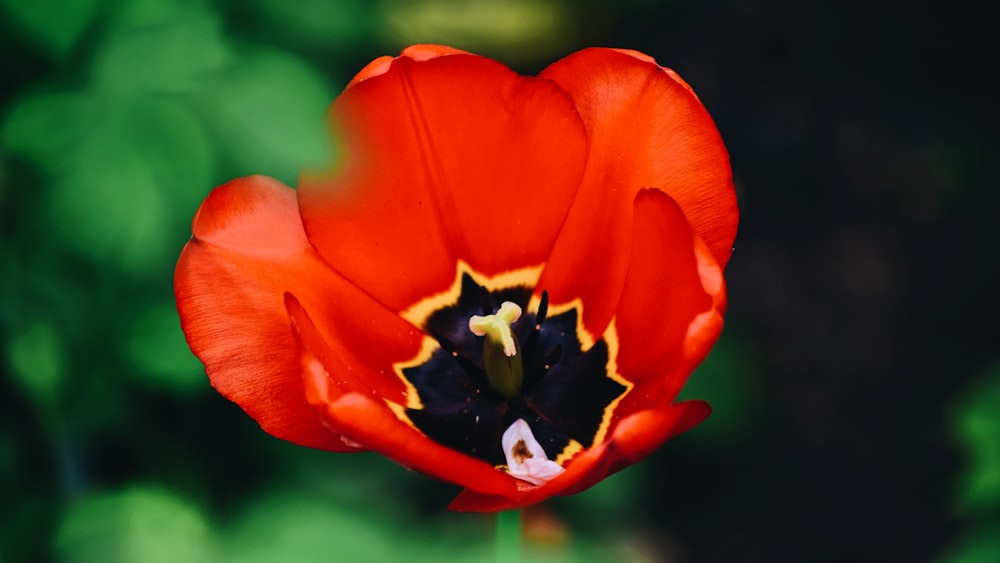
[501,418,565,486]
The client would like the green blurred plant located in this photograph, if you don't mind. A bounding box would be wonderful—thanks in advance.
[0,1,340,560]
[2,1,334,277]
[378,0,575,64]
[940,362,1000,563]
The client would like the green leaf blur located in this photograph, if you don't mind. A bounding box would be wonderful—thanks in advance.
[943,363,1000,563]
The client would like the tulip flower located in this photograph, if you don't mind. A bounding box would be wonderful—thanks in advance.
[175,45,737,511]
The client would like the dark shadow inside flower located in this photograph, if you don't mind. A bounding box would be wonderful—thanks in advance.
[398,272,628,468]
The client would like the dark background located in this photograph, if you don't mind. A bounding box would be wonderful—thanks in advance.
[1,0,995,561]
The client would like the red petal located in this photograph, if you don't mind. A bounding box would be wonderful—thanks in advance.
[175,175,415,451]
[317,393,519,497]
[298,52,588,312]
[552,400,711,497]
[448,401,710,511]
[399,44,471,61]
[288,294,519,497]
[537,48,737,337]
[346,44,470,88]
[449,189,724,511]
[612,189,726,413]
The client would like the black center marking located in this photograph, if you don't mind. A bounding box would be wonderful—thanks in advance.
[399,273,627,466]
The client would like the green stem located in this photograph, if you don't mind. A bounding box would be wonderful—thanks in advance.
[494,509,523,562]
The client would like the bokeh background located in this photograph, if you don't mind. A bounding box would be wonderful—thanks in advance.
[1,0,995,561]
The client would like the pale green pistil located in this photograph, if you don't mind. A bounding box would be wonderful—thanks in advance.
[469,301,524,399]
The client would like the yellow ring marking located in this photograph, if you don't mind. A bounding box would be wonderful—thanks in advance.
[591,318,634,447]
[398,260,544,328]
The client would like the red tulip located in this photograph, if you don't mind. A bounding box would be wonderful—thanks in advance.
[175,45,737,511]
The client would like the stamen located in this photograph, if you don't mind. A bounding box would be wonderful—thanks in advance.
[520,291,548,377]
[432,331,486,379]
[535,291,549,329]
[501,419,564,486]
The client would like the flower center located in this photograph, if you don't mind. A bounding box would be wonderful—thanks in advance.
[468,301,524,399]
[392,266,631,479]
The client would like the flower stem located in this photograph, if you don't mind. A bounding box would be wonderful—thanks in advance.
[494,508,522,562]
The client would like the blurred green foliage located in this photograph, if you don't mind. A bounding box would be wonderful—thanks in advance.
[679,329,760,448]
[55,485,216,563]
[379,0,574,63]
[0,0,760,561]
[941,362,1000,563]
[953,366,1000,514]
[0,0,102,58]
